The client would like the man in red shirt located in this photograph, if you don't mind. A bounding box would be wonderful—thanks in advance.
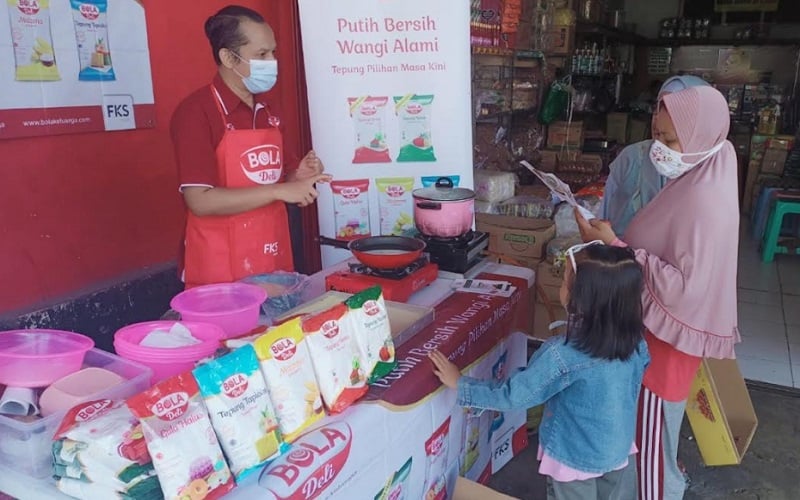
[170,5,330,287]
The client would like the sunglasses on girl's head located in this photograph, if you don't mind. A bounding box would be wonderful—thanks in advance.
[566,240,604,272]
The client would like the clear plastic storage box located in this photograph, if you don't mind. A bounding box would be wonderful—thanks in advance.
[0,348,152,478]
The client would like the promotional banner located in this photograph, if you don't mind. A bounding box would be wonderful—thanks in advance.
[0,0,155,139]
[298,0,473,266]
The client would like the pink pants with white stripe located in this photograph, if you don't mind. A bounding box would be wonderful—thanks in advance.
[636,387,688,500]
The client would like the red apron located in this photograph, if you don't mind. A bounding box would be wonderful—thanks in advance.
[183,86,294,287]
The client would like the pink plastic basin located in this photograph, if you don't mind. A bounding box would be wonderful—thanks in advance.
[170,283,267,338]
[0,330,94,388]
[114,321,224,384]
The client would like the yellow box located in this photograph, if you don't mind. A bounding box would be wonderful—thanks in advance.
[685,358,758,466]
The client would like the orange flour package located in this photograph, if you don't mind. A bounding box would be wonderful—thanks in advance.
[349,96,391,163]
[302,303,367,413]
[127,373,234,500]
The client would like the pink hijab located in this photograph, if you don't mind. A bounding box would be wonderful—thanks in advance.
[624,86,740,358]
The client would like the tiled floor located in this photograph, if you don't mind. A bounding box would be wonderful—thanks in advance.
[737,220,800,387]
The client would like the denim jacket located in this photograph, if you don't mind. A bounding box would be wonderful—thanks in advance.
[457,336,650,474]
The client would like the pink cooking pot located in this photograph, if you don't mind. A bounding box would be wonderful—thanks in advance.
[413,177,475,238]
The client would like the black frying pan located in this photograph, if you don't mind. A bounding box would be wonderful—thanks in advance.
[318,236,426,269]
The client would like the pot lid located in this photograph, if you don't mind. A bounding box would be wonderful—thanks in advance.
[412,177,475,201]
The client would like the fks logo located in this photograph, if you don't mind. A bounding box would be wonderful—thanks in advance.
[271,337,297,361]
[79,3,99,20]
[261,422,353,499]
[151,392,189,421]
[17,0,39,15]
[240,145,282,184]
[223,374,249,398]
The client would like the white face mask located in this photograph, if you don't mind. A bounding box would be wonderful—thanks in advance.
[649,139,725,179]
[233,53,278,94]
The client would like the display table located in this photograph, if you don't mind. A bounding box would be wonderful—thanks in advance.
[0,260,535,500]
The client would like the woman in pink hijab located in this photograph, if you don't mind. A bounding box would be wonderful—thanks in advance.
[576,85,740,500]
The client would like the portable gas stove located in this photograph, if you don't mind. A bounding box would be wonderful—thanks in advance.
[325,256,439,302]
[419,230,489,274]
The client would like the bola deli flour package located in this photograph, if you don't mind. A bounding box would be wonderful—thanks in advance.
[395,94,436,162]
[376,177,415,237]
[348,96,391,163]
[70,0,116,81]
[7,0,60,81]
[331,179,371,240]
[127,373,234,500]
[193,345,283,479]
[303,303,368,413]
[253,318,325,442]
[346,286,395,383]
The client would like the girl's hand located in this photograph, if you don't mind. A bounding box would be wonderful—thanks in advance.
[296,150,325,180]
[574,208,617,244]
[429,350,461,389]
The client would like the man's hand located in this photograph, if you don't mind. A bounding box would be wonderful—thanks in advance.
[277,173,332,207]
[295,150,325,180]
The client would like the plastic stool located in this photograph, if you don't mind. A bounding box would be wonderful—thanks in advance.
[761,194,800,263]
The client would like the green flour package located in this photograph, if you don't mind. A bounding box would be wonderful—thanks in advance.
[395,94,437,162]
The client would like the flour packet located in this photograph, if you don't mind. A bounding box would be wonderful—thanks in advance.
[193,345,283,479]
[303,303,368,413]
[331,179,371,240]
[376,177,415,236]
[424,417,452,500]
[127,373,234,500]
[395,94,436,162]
[253,318,325,442]
[70,0,116,81]
[7,0,60,81]
[349,96,391,163]
[346,286,395,383]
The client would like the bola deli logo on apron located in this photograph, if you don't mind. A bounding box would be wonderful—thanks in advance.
[240,145,282,184]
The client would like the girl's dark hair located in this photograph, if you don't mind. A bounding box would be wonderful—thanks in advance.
[565,245,644,361]
[204,5,265,65]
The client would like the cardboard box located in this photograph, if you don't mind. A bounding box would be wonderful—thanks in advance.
[542,26,574,55]
[606,112,629,144]
[760,147,788,175]
[547,121,584,149]
[742,159,762,213]
[539,150,559,172]
[454,477,519,500]
[685,359,758,466]
[515,184,550,199]
[536,261,563,288]
[477,214,556,260]
[628,118,650,144]
[556,149,581,163]
[766,135,794,151]
[532,302,566,341]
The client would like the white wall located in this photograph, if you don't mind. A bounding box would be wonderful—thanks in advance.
[624,0,681,39]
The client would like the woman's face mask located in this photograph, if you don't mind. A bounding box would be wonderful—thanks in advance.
[649,140,724,179]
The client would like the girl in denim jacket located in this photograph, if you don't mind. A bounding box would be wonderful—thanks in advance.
[431,243,650,500]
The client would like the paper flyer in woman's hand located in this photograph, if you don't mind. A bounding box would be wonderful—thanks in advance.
[519,160,596,220]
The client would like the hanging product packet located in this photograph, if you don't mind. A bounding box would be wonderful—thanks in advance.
[52,399,162,500]
[376,177,415,236]
[70,0,116,81]
[193,345,283,480]
[7,0,60,81]
[373,457,413,500]
[424,417,452,500]
[395,94,436,162]
[330,179,371,241]
[253,318,325,442]
[349,96,391,163]
[127,373,234,500]
[346,286,395,383]
[303,303,368,413]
